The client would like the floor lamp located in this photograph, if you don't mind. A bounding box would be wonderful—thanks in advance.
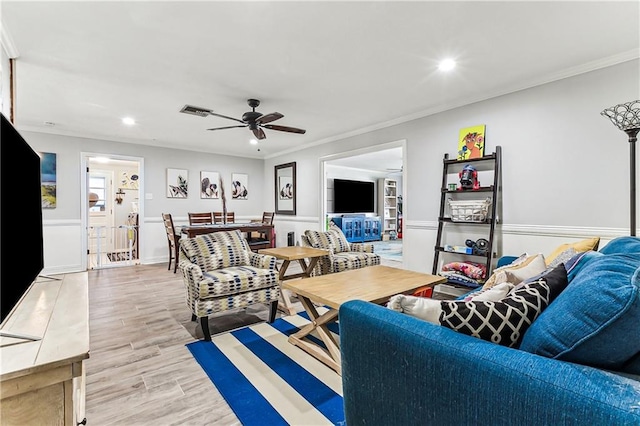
[601,100,640,236]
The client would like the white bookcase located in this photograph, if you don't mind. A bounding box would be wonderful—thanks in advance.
[378,178,398,234]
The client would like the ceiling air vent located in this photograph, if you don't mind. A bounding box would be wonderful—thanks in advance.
[179,105,213,117]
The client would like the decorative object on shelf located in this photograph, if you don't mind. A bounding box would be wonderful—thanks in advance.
[465,238,490,256]
[447,198,492,222]
[231,173,249,200]
[275,162,296,215]
[200,171,220,199]
[457,124,486,160]
[601,100,640,236]
[459,164,480,190]
[115,188,125,204]
[448,183,457,191]
[39,151,57,208]
[167,168,188,198]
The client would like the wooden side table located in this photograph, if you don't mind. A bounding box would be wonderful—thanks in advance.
[258,246,329,315]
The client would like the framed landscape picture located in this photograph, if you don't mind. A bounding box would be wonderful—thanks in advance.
[200,171,220,199]
[40,151,57,208]
[167,168,188,198]
[457,125,486,160]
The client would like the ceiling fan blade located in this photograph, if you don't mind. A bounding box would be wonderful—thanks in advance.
[253,128,266,140]
[263,124,306,134]
[207,125,246,131]
[256,112,283,125]
[207,111,246,124]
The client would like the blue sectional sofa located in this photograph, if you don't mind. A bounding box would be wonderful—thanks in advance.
[339,237,640,425]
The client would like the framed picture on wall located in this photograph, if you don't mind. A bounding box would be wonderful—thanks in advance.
[40,151,57,209]
[167,168,188,198]
[200,171,220,199]
[231,173,249,200]
[275,162,296,215]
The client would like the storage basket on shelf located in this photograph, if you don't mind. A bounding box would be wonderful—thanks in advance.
[447,197,492,222]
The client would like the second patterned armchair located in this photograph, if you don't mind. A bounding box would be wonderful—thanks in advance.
[300,222,380,276]
[179,229,280,340]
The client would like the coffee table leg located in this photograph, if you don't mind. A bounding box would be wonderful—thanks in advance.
[277,260,297,316]
[288,296,341,374]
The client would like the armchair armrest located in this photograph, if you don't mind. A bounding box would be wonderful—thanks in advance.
[249,252,277,270]
[350,242,374,253]
[339,300,640,425]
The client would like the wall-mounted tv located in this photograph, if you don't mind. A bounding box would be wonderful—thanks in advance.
[1,113,44,325]
[333,179,375,214]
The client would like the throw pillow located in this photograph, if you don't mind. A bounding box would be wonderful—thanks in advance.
[439,264,568,348]
[520,253,640,370]
[545,237,600,266]
[387,294,442,324]
[329,222,352,251]
[464,282,514,302]
[482,253,546,289]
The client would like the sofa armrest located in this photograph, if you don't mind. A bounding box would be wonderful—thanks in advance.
[339,300,640,425]
[248,252,277,270]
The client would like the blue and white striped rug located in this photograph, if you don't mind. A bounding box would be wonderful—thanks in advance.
[186,310,344,426]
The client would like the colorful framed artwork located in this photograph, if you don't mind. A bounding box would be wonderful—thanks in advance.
[231,173,249,200]
[167,168,188,198]
[457,125,486,160]
[275,162,296,215]
[40,152,57,208]
[200,171,220,199]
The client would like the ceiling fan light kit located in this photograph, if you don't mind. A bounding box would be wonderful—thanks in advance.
[180,99,306,140]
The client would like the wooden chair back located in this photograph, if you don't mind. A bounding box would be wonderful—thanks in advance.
[225,212,235,223]
[188,212,213,225]
[162,213,181,273]
[213,211,224,224]
[261,212,275,224]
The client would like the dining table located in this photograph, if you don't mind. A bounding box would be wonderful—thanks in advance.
[180,222,275,250]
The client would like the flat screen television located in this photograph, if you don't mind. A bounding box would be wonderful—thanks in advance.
[333,179,375,214]
[1,113,44,325]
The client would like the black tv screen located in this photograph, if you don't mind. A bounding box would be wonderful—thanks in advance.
[1,113,44,324]
[333,179,375,213]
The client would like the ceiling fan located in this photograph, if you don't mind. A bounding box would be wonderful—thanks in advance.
[180,99,306,140]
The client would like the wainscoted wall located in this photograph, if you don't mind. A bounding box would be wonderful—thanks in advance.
[42,220,84,274]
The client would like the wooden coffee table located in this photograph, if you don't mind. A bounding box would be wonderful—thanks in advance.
[281,265,446,374]
[258,246,329,315]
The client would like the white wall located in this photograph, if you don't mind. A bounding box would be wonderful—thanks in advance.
[22,132,265,273]
[266,60,640,273]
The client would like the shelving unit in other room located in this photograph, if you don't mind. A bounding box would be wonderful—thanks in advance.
[377,178,398,236]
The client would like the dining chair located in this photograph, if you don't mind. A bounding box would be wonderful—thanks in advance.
[225,212,235,224]
[162,213,181,273]
[249,211,275,246]
[213,211,224,224]
[188,212,213,225]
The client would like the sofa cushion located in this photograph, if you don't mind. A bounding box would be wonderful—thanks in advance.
[440,264,568,348]
[599,236,640,255]
[545,237,600,266]
[520,253,640,370]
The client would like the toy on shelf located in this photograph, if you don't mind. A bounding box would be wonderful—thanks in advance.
[459,165,480,190]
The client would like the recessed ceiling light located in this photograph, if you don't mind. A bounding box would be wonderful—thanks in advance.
[438,59,456,72]
[122,117,136,125]
[250,139,258,145]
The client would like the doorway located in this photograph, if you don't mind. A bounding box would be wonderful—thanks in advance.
[320,140,406,263]
[81,153,144,270]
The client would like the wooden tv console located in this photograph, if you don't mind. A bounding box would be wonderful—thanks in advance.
[0,272,89,426]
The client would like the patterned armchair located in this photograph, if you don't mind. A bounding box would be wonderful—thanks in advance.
[300,223,381,276]
[179,229,280,340]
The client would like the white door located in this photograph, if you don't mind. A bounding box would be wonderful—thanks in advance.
[88,170,115,268]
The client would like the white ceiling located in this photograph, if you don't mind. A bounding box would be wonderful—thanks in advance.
[2,1,639,168]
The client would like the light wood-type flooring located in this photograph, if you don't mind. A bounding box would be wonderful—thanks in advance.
[85,257,401,425]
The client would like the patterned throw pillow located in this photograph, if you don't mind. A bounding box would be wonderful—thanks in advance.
[442,261,487,280]
[439,264,568,348]
[482,253,547,289]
